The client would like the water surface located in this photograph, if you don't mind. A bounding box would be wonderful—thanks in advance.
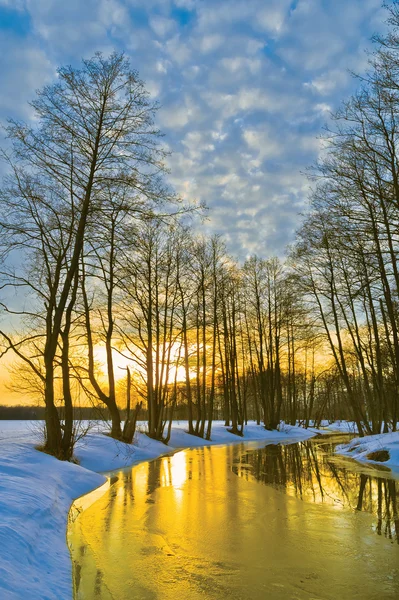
[69,434,399,599]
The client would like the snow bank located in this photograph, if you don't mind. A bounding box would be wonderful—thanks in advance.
[73,420,317,473]
[336,430,399,472]
[0,420,315,600]
[0,431,105,600]
[325,420,359,433]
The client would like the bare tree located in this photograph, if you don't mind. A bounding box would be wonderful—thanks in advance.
[0,53,169,458]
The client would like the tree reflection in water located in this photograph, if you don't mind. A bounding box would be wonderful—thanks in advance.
[69,438,399,600]
[232,437,399,543]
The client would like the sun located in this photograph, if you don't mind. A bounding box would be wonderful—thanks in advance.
[93,346,133,381]
[93,343,188,383]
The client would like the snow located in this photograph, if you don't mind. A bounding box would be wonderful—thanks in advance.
[74,420,317,472]
[336,430,399,473]
[3,417,398,599]
[0,419,316,600]
[325,420,359,433]
[0,425,105,600]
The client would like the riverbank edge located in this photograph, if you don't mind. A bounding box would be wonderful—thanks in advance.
[335,430,399,474]
[68,444,179,528]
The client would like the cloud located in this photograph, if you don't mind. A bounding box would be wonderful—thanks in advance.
[158,94,202,129]
[0,33,54,121]
[255,1,293,34]
[149,15,176,38]
[164,35,191,65]
[242,128,282,160]
[219,56,262,75]
[199,34,224,54]
[0,0,25,9]
[304,69,349,96]
[0,0,388,259]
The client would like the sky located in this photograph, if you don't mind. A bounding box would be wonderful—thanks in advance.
[0,0,391,405]
[0,0,389,260]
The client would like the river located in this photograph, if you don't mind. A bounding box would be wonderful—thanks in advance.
[68,434,399,599]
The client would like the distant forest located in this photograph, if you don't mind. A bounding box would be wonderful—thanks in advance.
[0,406,45,420]
[0,406,108,420]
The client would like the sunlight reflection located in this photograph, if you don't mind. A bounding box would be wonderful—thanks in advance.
[168,451,187,488]
[69,440,399,600]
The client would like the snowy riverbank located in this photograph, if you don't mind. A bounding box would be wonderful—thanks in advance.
[336,430,399,473]
[0,420,315,600]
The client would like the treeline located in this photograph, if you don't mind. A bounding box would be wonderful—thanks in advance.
[0,405,118,421]
[0,53,341,459]
[2,6,399,460]
[290,3,399,436]
[0,406,45,420]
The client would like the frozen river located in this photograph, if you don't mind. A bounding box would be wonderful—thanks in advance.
[68,434,399,599]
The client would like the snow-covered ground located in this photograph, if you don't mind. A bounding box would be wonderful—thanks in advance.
[0,419,315,600]
[322,420,399,473]
[325,420,359,433]
[336,430,399,473]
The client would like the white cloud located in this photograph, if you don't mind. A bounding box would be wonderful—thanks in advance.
[242,128,282,160]
[314,102,332,114]
[174,0,197,8]
[204,88,274,118]
[220,57,261,75]
[256,2,292,34]
[182,130,215,160]
[145,79,161,97]
[305,70,349,95]
[0,36,54,120]
[155,59,170,74]
[0,0,388,258]
[149,15,176,38]
[246,38,265,55]
[164,35,191,65]
[158,95,201,129]
[98,0,130,29]
[199,34,224,53]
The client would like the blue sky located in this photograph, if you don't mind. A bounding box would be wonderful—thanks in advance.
[0,0,388,260]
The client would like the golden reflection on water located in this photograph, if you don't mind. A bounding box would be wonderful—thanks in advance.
[233,440,399,542]
[69,438,399,600]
